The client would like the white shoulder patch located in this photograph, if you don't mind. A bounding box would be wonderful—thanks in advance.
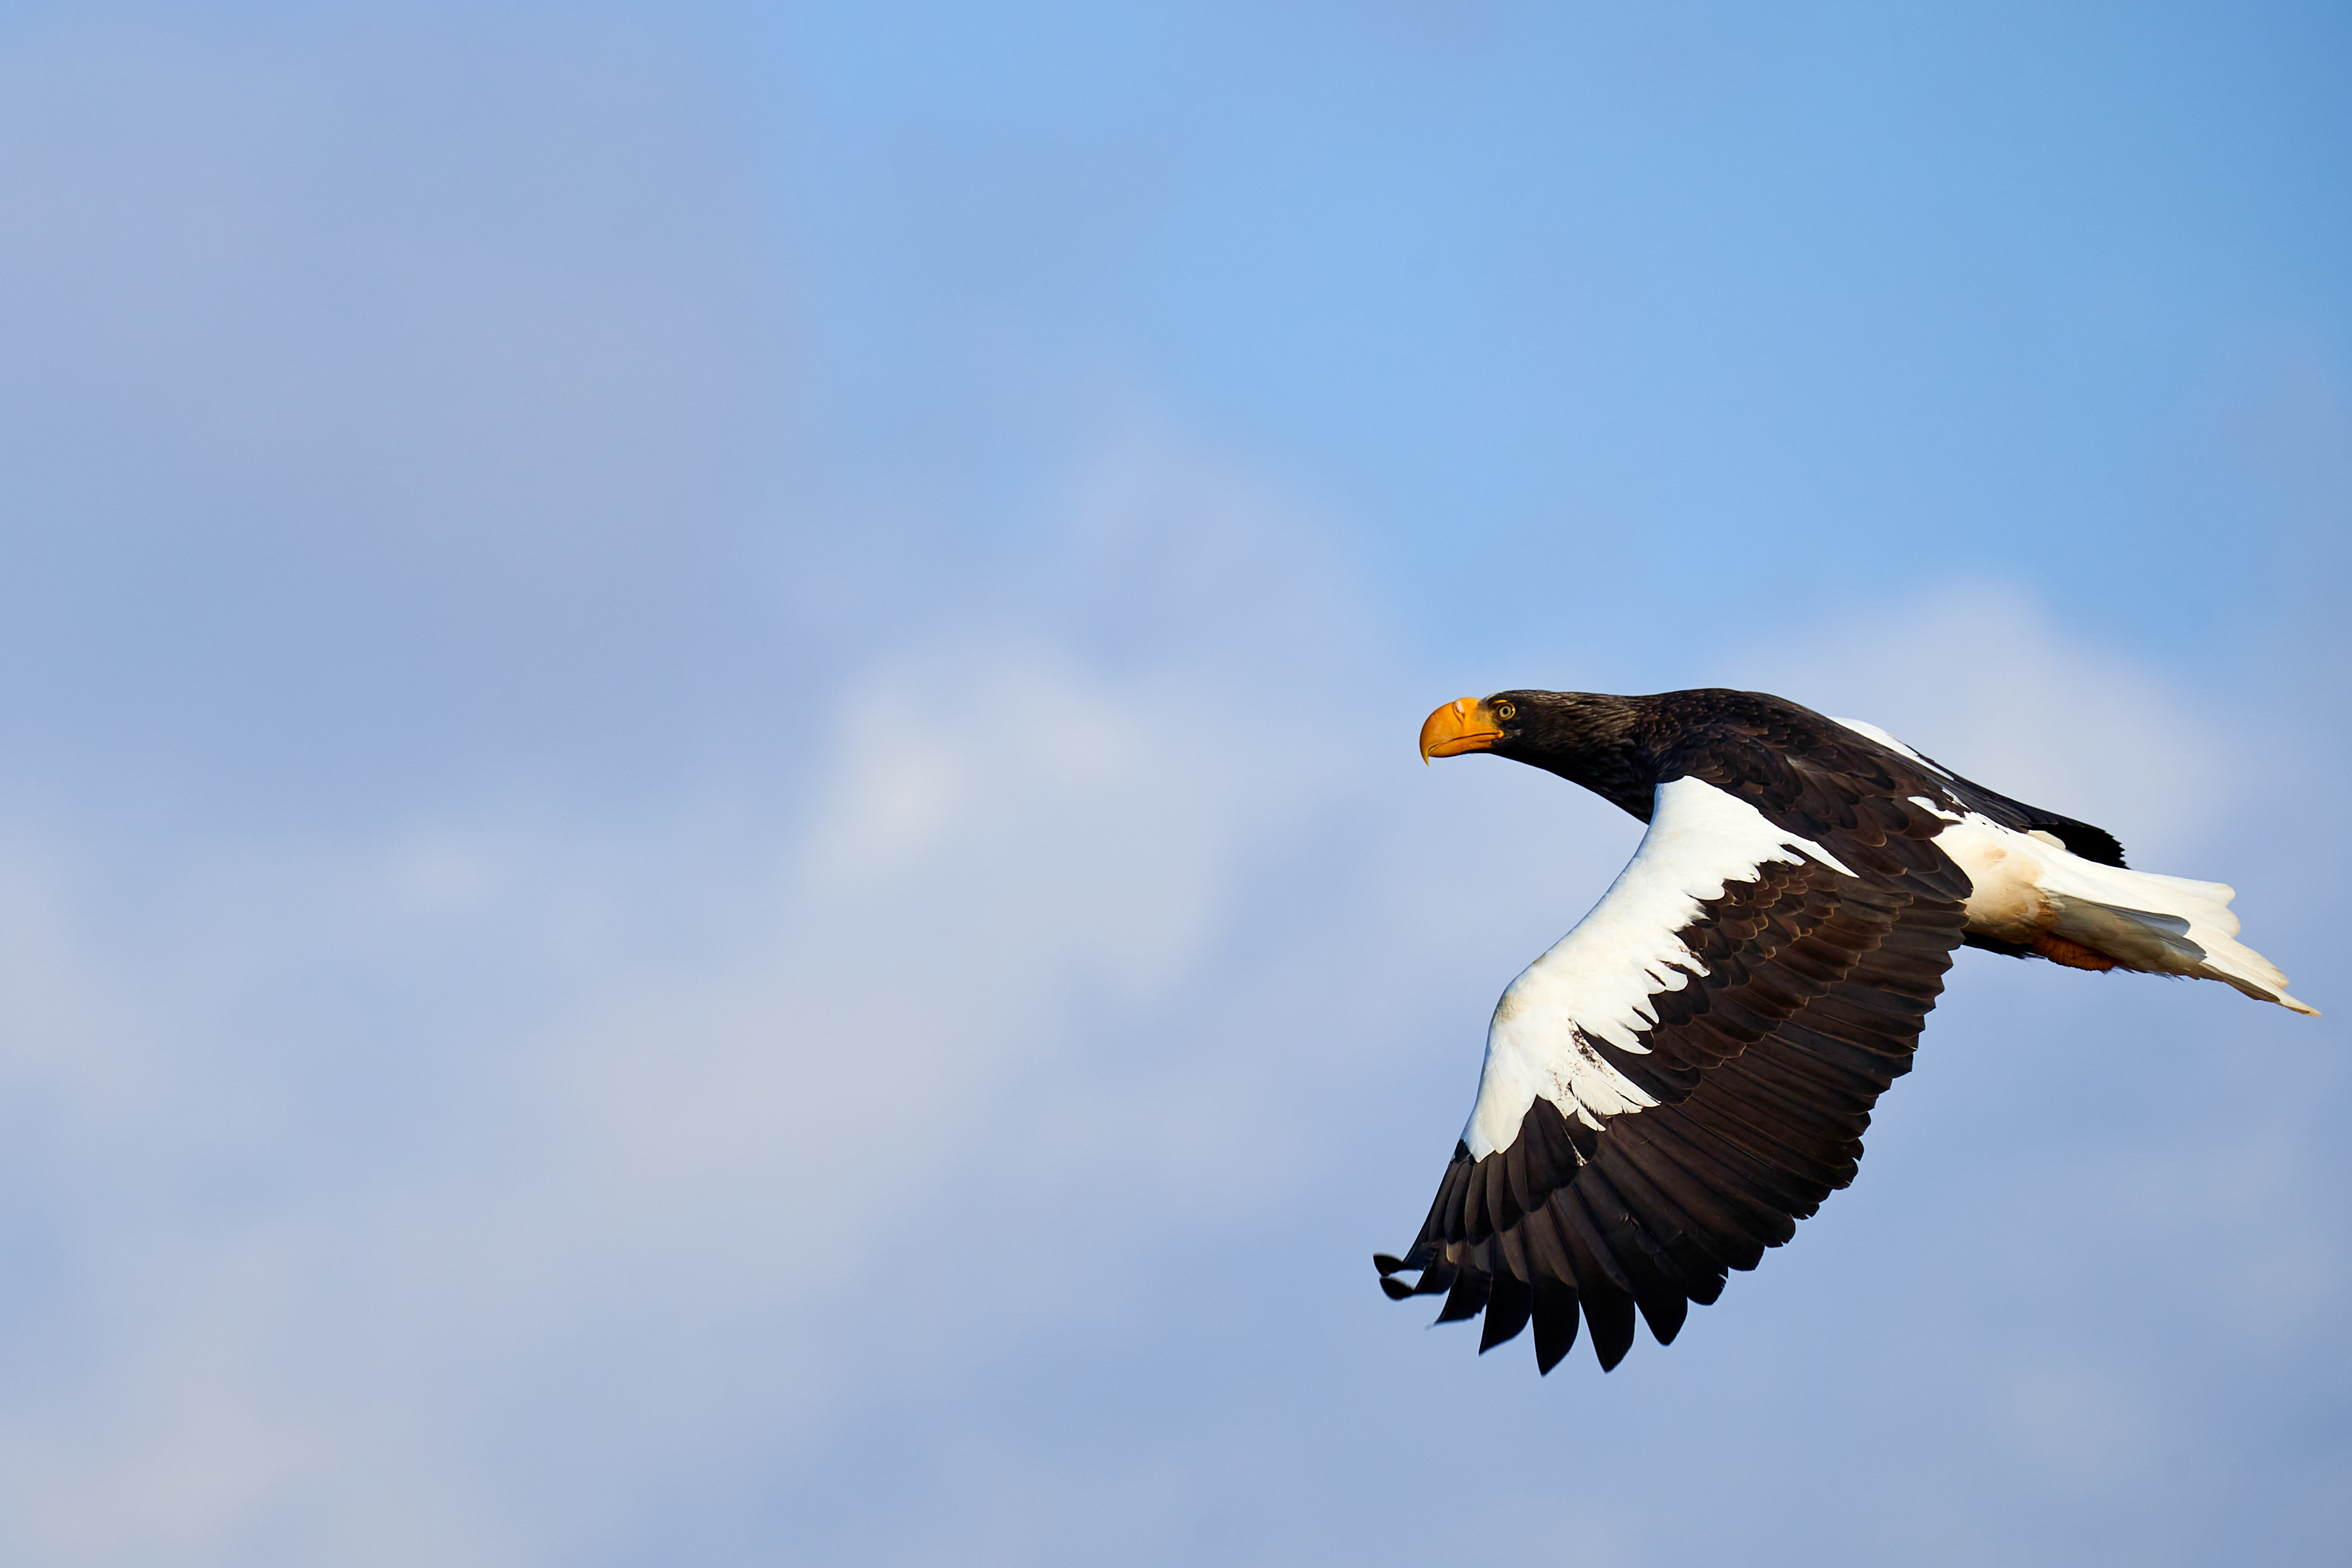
[1460,776,1859,1159]
[1829,716,1954,779]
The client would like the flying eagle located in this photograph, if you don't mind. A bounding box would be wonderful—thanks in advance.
[1376,687,2315,1376]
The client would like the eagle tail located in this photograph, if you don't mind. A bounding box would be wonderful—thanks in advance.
[2039,860,2318,1015]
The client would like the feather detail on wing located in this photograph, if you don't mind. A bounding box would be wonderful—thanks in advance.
[1377,768,1969,1374]
[1463,776,1862,1157]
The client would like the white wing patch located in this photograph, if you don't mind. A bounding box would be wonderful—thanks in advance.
[1828,715,1953,778]
[1461,776,1860,1159]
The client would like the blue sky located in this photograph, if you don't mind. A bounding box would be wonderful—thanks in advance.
[0,2,2346,1563]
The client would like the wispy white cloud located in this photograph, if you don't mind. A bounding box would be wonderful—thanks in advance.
[0,390,1399,1562]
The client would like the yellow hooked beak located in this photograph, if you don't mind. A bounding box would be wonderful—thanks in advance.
[1419,697,1506,764]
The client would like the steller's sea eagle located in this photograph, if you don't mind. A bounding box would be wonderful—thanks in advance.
[1375,687,2316,1375]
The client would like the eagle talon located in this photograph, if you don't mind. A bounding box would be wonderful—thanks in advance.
[2030,933,2119,971]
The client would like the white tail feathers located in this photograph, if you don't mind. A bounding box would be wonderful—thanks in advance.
[1932,814,2319,1016]
[2046,866,2318,1015]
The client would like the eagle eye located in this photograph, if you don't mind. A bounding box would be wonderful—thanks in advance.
[1492,700,1516,721]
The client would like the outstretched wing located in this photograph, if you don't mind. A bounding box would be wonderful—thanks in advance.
[1375,759,1970,1375]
